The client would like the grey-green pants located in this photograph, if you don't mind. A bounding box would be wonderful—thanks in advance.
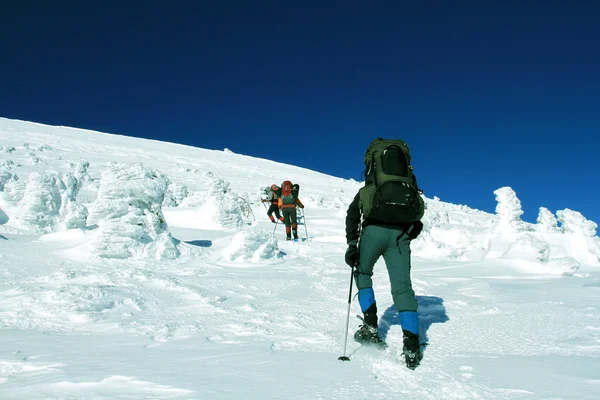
[356,225,417,312]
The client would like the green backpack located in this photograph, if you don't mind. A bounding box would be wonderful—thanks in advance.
[358,138,424,224]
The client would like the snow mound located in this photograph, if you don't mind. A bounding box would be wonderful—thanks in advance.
[501,233,551,263]
[86,163,180,260]
[222,228,279,263]
[7,172,88,232]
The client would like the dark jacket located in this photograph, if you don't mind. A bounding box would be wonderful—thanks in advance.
[345,191,422,246]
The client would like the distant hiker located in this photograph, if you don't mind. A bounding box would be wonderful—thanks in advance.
[344,138,425,369]
[278,180,304,240]
[261,184,285,223]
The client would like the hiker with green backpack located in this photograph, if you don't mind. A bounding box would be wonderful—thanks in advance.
[344,138,425,369]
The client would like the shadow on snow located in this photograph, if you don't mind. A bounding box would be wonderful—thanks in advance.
[379,295,449,348]
[184,240,213,248]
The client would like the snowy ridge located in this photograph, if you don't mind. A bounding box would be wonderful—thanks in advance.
[1,117,600,400]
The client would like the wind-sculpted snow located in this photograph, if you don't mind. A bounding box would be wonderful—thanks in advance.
[221,228,279,263]
[86,163,180,260]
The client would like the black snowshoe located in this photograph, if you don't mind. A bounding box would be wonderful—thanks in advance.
[354,305,387,349]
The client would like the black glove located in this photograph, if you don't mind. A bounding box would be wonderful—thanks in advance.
[345,245,359,267]
[408,220,423,240]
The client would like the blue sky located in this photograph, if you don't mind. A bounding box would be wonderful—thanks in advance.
[1,1,599,224]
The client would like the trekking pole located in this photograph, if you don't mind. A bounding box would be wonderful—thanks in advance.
[338,265,355,361]
[273,219,279,235]
[301,208,309,240]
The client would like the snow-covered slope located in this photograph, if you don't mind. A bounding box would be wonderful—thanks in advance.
[1,117,599,400]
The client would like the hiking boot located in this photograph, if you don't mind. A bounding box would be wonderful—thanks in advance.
[402,330,422,370]
[286,235,292,241]
[292,230,298,240]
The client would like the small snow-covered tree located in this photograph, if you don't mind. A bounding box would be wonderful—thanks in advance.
[74,160,92,183]
[0,169,17,191]
[58,172,88,230]
[87,163,179,260]
[493,187,526,232]
[206,176,244,229]
[12,172,87,232]
[163,182,190,207]
[536,207,560,233]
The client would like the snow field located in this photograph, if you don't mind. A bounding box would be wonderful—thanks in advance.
[1,118,600,399]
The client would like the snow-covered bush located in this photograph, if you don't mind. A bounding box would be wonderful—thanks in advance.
[0,169,17,191]
[179,174,245,229]
[422,198,451,229]
[3,178,26,204]
[236,192,254,221]
[58,172,88,230]
[493,187,528,233]
[37,144,53,151]
[1,160,18,169]
[15,173,61,231]
[73,160,92,183]
[1,146,16,153]
[86,163,179,260]
[222,228,279,263]
[163,182,189,207]
[11,172,87,232]
[536,207,560,233]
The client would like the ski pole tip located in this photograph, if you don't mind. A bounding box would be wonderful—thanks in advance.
[338,356,351,362]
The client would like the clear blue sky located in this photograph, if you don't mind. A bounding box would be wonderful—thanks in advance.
[1,1,598,224]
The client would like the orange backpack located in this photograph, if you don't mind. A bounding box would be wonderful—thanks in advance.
[280,180,295,205]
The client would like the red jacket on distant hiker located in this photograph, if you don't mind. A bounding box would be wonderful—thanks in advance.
[277,180,304,240]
